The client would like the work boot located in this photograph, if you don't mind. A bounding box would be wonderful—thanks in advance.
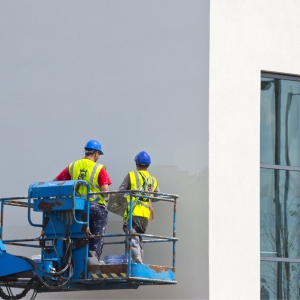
[88,251,101,266]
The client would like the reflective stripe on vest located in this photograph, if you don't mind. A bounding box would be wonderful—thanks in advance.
[68,158,106,205]
[124,171,158,221]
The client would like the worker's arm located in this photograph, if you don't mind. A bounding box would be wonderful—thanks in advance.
[100,184,109,192]
[151,184,160,202]
[100,184,109,200]
[98,168,112,186]
[53,167,71,181]
[118,175,130,229]
[117,174,130,191]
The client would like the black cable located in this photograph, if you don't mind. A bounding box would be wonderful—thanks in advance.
[30,264,71,290]
[34,258,74,290]
[9,236,74,292]
[6,284,13,298]
[5,280,13,297]
[17,245,74,290]
[3,281,12,297]
[16,239,72,276]
[0,277,36,300]
[29,283,38,300]
[16,249,71,276]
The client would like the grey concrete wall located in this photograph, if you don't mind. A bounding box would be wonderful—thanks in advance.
[0,1,209,299]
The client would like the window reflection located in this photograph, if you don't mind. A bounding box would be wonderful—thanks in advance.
[260,169,300,258]
[261,77,300,166]
[261,261,300,300]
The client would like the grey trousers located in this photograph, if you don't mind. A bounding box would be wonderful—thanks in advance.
[130,229,143,263]
[124,216,148,263]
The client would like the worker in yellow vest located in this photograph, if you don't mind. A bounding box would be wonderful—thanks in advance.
[53,140,111,261]
[118,151,159,263]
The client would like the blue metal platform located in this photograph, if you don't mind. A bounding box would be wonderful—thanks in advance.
[0,180,179,298]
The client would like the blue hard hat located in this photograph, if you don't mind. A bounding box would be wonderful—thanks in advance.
[134,151,151,165]
[84,140,104,155]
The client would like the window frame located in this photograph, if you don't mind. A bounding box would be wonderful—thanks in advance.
[260,72,300,299]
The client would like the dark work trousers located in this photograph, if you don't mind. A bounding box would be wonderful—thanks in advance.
[89,203,108,261]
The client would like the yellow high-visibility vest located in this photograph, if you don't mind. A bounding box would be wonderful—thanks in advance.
[124,171,158,221]
[68,158,106,205]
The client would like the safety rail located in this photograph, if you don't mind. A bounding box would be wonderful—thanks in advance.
[90,189,178,273]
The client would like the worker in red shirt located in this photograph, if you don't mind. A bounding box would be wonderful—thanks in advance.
[53,139,111,261]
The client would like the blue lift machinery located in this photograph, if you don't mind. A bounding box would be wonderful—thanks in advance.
[0,181,179,299]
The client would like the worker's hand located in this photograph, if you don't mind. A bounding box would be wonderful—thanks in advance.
[122,222,128,233]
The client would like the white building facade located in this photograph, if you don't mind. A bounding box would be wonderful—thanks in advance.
[210,1,300,299]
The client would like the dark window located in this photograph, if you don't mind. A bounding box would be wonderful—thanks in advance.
[260,73,300,299]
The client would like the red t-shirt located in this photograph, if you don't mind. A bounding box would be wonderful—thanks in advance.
[55,166,112,186]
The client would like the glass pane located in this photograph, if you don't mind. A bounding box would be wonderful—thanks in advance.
[261,77,300,166]
[260,168,300,258]
[261,261,300,300]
